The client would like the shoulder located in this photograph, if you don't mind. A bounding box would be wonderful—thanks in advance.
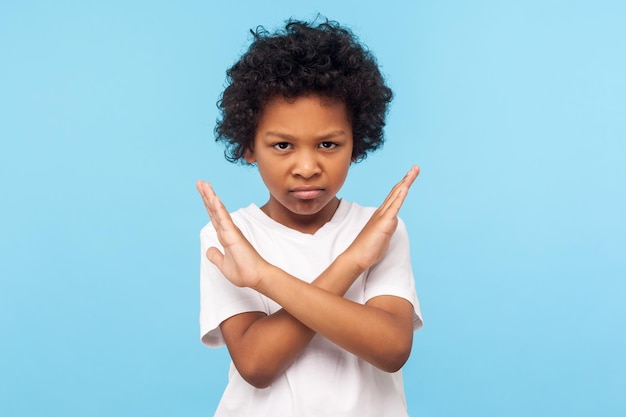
[340,200,408,233]
[200,204,262,238]
[336,200,375,226]
[343,200,375,216]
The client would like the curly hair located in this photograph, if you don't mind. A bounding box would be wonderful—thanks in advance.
[215,18,393,163]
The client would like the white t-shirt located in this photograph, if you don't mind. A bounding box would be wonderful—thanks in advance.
[200,199,422,417]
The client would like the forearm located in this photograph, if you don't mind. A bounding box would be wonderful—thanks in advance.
[255,261,414,372]
[223,252,366,387]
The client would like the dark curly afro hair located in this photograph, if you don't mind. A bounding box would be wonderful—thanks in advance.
[215,18,393,164]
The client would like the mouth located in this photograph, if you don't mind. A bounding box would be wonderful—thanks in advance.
[290,187,324,200]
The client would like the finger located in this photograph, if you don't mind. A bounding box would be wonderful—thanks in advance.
[196,179,215,201]
[196,180,217,216]
[197,180,231,234]
[206,246,224,268]
[209,194,231,231]
[204,184,221,220]
[386,166,419,209]
[379,165,420,213]
[197,181,227,226]
[385,166,419,213]
[392,165,419,198]
[403,165,420,188]
[203,189,239,241]
[382,166,418,205]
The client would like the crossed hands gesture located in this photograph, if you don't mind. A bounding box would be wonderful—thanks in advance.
[196,166,420,290]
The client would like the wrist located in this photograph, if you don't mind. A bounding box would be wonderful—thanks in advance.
[252,262,279,294]
[336,250,368,281]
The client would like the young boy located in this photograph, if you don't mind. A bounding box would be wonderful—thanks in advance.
[197,19,422,416]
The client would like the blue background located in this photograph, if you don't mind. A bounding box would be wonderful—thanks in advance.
[1,1,624,416]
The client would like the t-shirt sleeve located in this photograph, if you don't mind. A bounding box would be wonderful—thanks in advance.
[363,218,423,331]
[199,223,268,347]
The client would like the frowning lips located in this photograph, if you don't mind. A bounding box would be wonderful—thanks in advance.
[289,186,324,200]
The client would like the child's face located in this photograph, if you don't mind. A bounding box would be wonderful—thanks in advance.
[245,94,353,233]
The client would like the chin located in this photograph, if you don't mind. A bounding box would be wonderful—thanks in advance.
[290,205,324,217]
[288,201,328,216]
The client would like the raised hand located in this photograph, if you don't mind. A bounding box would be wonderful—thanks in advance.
[196,180,269,289]
[345,165,420,271]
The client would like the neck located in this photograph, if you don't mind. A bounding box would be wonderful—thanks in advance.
[261,198,341,234]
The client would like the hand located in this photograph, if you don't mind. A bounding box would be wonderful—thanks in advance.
[196,180,269,289]
[345,165,419,271]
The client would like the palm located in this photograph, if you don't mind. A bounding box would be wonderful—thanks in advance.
[349,166,419,270]
[197,180,266,288]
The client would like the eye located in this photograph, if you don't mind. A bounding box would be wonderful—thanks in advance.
[319,142,337,149]
[273,142,292,151]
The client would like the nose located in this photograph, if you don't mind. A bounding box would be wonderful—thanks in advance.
[291,150,321,179]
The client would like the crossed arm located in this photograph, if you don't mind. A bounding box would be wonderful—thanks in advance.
[197,166,419,388]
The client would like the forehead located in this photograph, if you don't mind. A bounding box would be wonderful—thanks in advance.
[256,94,351,133]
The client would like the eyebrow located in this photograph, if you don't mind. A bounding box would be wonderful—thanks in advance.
[264,130,347,141]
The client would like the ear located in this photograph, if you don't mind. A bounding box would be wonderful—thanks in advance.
[243,147,256,164]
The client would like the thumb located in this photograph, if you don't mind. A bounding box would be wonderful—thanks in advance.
[206,247,224,268]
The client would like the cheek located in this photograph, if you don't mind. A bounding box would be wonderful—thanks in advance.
[332,163,351,186]
[257,164,283,187]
